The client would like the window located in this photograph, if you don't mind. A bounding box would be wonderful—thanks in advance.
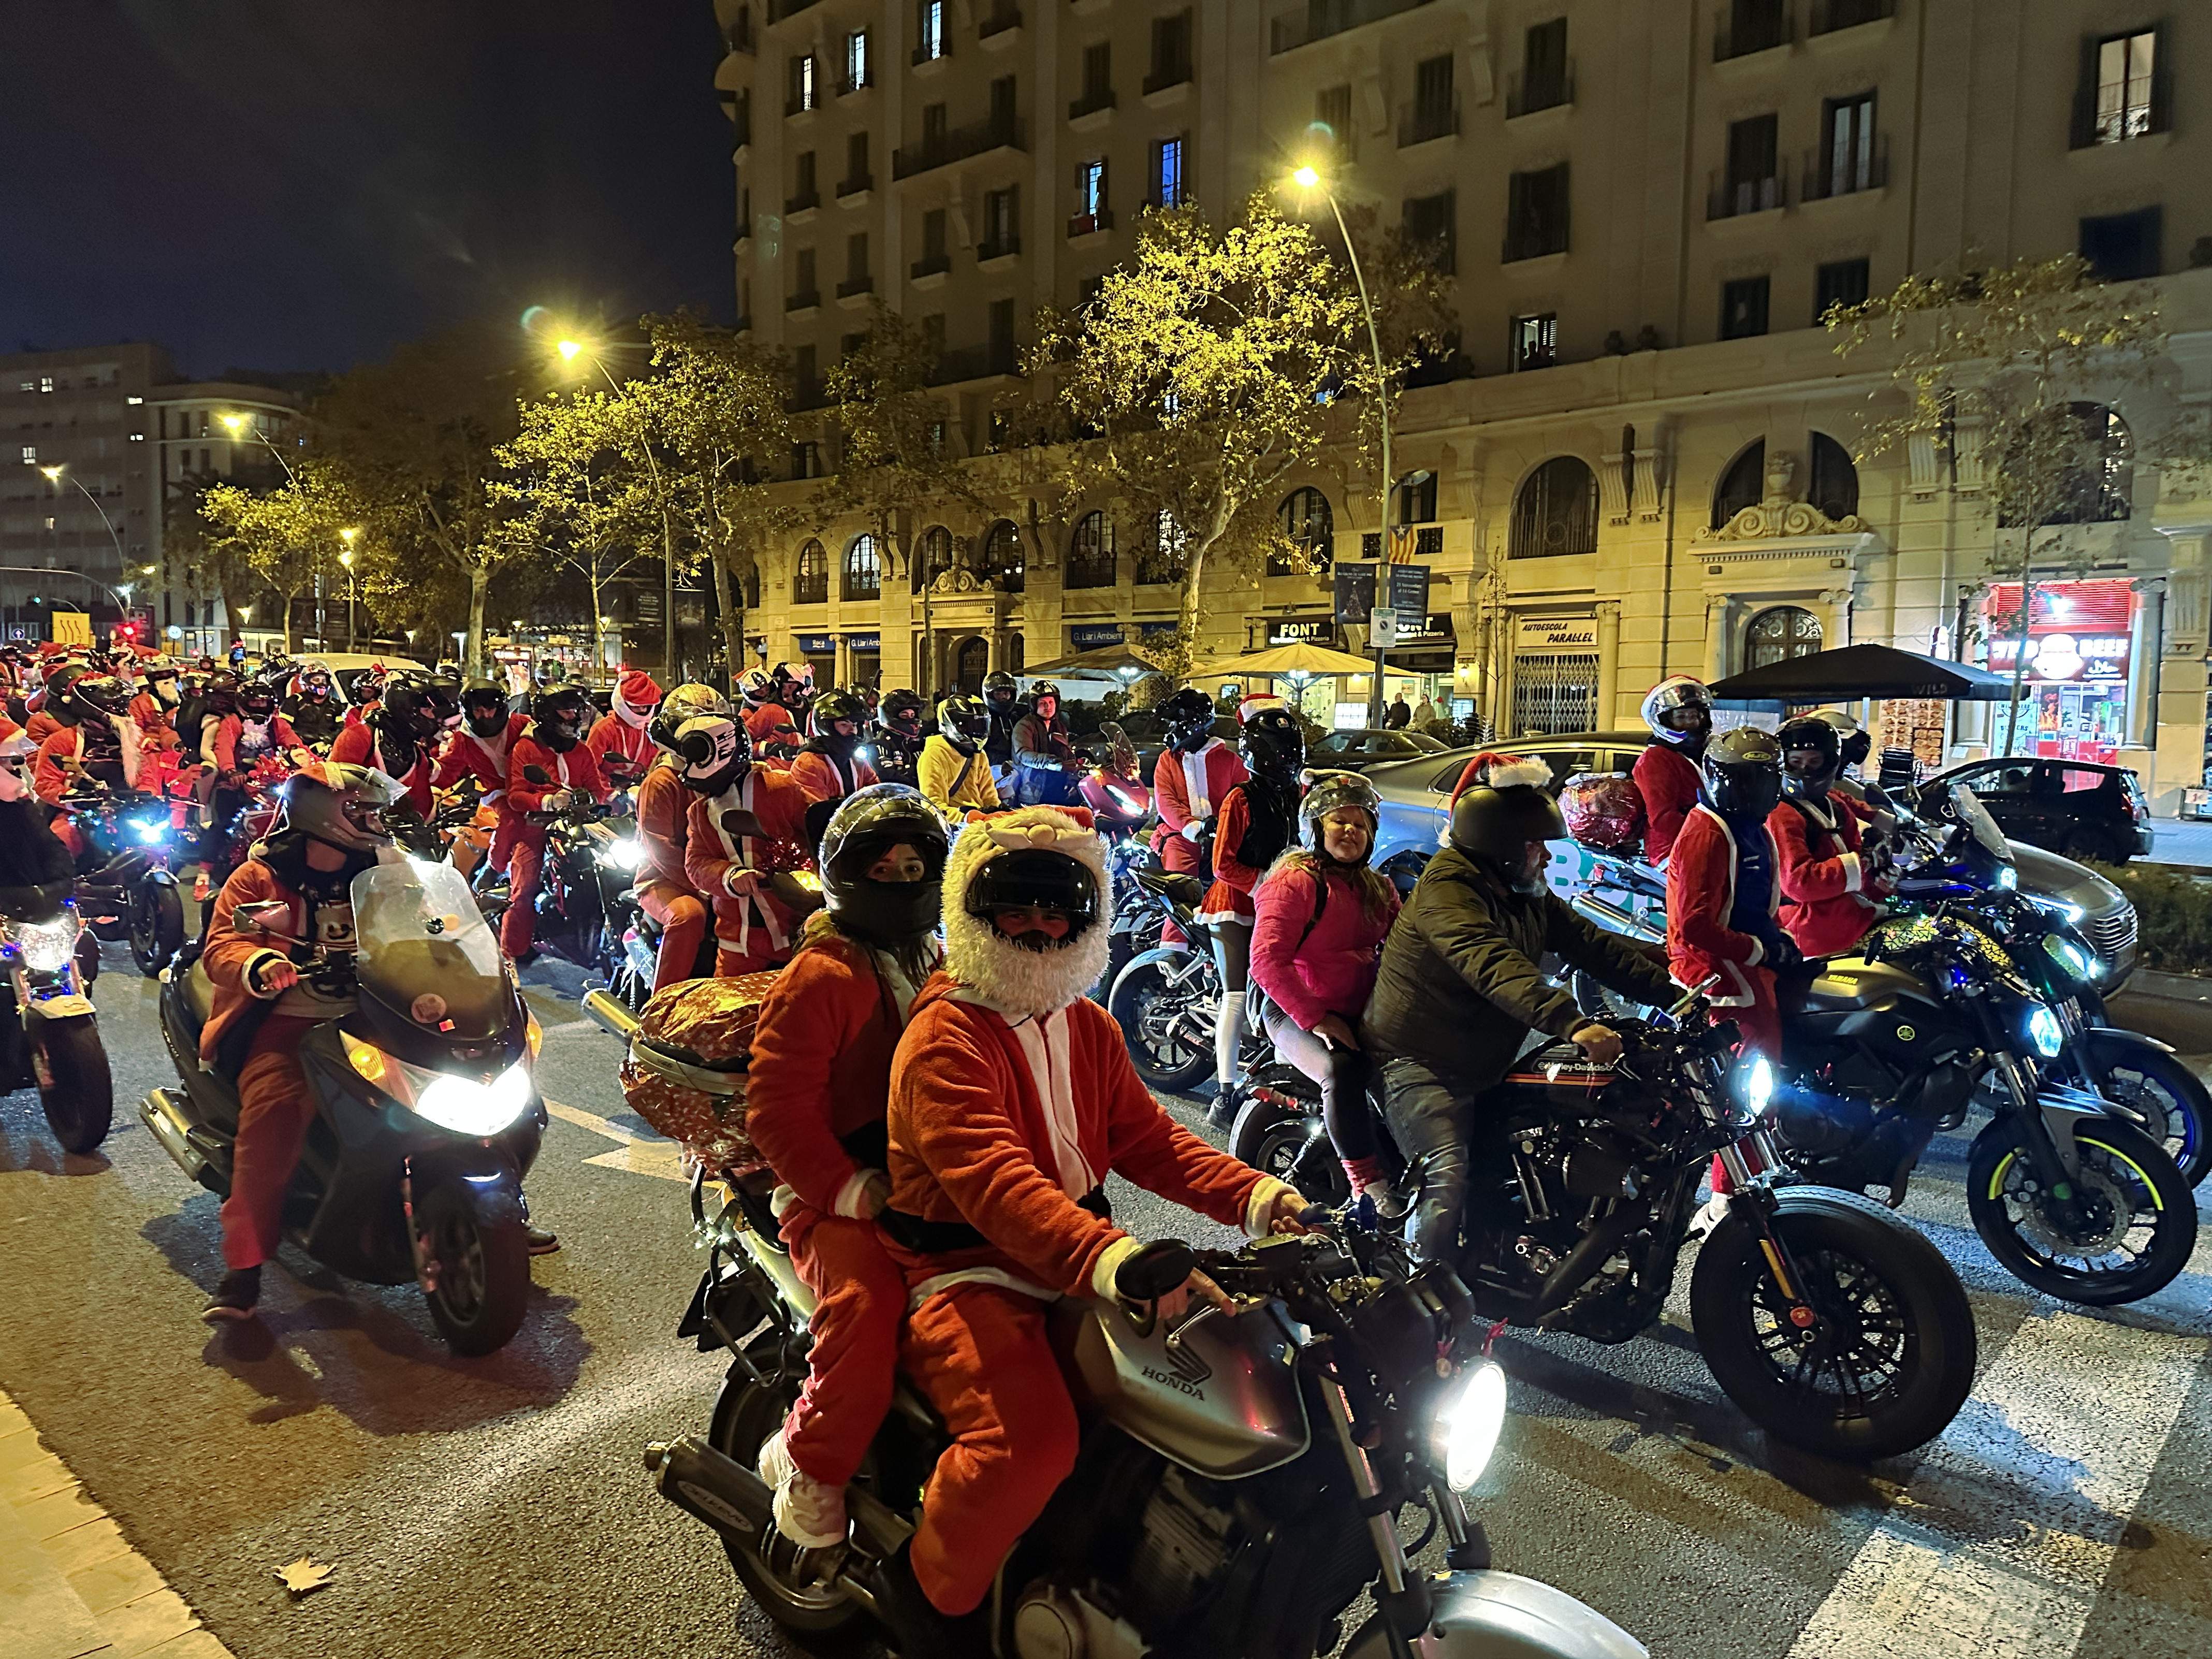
[842,28,870,93]
[1510,313,1558,372]
[1067,512,1116,588]
[1403,54,1456,145]
[846,231,869,282]
[793,246,818,307]
[791,149,818,211]
[922,208,948,263]
[922,101,948,146]
[912,525,956,591]
[1078,41,1112,115]
[1720,275,1770,340]
[982,186,1020,257]
[1404,189,1457,273]
[1511,660,1598,737]
[1314,84,1352,157]
[794,540,829,604]
[987,298,1016,371]
[1075,158,1107,225]
[916,0,947,62]
[1514,18,1570,115]
[1718,0,1791,60]
[989,75,1017,129]
[1138,510,1188,584]
[1713,440,1765,528]
[2007,403,2133,526]
[789,52,818,114]
[980,519,1024,592]
[20,445,34,463]
[841,130,870,194]
[1718,114,1781,216]
[791,439,823,478]
[794,343,819,402]
[1147,11,1192,92]
[2079,27,2165,146]
[1152,136,1187,208]
[1818,93,1877,196]
[1273,487,1333,575]
[2080,207,2162,281]
[39,377,53,394]
[1394,471,1437,525]
[843,534,881,600]
[1808,433,1860,521]
[1746,606,1823,670]
[1503,165,1567,260]
[1815,256,1870,321]
[1510,457,1598,557]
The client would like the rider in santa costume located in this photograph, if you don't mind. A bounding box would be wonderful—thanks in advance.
[678,709,813,976]
[584,669,661,794]
[499,683,611,962]
[1633,675,1713,867]
[878,803,1305,1644]
[1665,726,1793,1057]
[1770,716,1888,957]
[1148,686,1245,949]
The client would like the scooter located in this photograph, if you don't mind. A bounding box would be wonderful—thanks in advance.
[140,860,548,1354]
[0,876,113,1154]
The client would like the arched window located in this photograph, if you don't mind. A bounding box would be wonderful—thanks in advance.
[1067,512,1116,589]
[911,524,955,592]
[843,533,881,600]
[793,539,828,605]
[1712,439,1765,529]
[1745,604,1822,668]
[1136,508,1187,585]
[1509,457,1599,558]
[1808,433,1859,521]
[980,519,1025,593]
[1273,487,1333,575]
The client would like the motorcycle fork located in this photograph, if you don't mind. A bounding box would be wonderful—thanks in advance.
[1723,1143,1820,1324]
[1316,1373,1428,1656]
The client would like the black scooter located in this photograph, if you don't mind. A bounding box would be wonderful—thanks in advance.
[140,860,547,1353]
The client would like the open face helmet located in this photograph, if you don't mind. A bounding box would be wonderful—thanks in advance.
[1778,717,1842,800]
[810,688,867,747]
[1300,770,1382,861]
[982,670,1017,716]
[0,732,33,803]
[1641,676,1713,750]
[879,688,925,738]
[1701,725,1784,819]
[1028,680,1062,721]
[1449,778,1565,895]
[144,662,182,708]
[530,685,591,753]
[737,666,776,707]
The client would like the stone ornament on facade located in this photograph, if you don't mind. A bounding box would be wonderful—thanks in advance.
[1699,448,1873,543]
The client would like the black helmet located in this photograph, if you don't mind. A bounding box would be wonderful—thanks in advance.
[818,783,949,945]
[1810,709,1871,770]
[423,675,463,731]
[1701,725,1783,819]
[461,679,511,740]
[373,676,443,747]
[937,694,990,751]
[1777,717,1841,800]
[982,670,1017,709]
[1028,680,1062,712]
[43,664,88,723]
[1300,770,1381,859]
[771,664,812,709]
[810,688,867,744]
[1239,705,1305,782]
[1449,781,1566,894]
[965,846,1100,947]
[236,680,278,722]
[672,711,750,796]
[69,674,132,721]
[531,685,591,752]
[880,688,925,733]
[1162,686,1215,754]
[202,668,239,716]
[649,684,732,753]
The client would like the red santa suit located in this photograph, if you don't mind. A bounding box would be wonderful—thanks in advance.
[328,722,433,818]
[1771,794,1885,957]
[746,920,938,1508]
[432,711,528,875]
[634,761,710,991]
[741,700,799,765]
[787,743,879,807]
[1151,738,1245,947]
[682,767,812,976]
[499,730,609,959]
[127,692,180,750]
[883,806,1294,1616]
[585,670,661,792]
[1633,743,1702,867]
[1665,803,1782,1055]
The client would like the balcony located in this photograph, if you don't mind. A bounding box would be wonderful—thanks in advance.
[1801,135,1888,200]
[723,14,756,54]
[1067,209,1114,238]
[1068,88,1115,122]
[927,342,1021,386]
[979,5,1022,41]
[912,36,950,67]
[1505,62,1574,119]
[978,234,1021,263]
[1713,3,1796,62]
[1397,98,1458,147]
[836,274,875,300]
[785,93,820,118]
[893,113,1026,180]
[1269,0,1440,56]
[1142,62,1193,97]
[837,69,872,96]
[1707,165,1789,220]
[767,0,822,20]
[910,252,952,281]
[786,289,821,313]
[836,171,874,199]
[1808,0,1892,35]
[785,188,821,215]
[789,377,828,412]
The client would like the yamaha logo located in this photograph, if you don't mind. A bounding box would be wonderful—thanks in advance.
[1896,1025,1916,1041]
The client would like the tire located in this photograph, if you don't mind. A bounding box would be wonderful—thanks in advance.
[2089,1045,2212,1189]
[415,1181,532,1355]
[34,1017,113,1155]
[1691,1188,1977,1462]
[706,1356,871,1652]
[1230,1092,1349,1210]
[1106,950,1216,1094]
[128,881,185,979]
[1966,1116,2196,1305]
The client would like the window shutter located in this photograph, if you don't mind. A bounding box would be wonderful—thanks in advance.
[2071,33,2099,149]
[2150,19,2173,134]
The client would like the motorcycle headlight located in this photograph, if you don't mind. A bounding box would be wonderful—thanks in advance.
[16,916,79,973]
[1994,864,2018,890]
[1429,1359,1508,1490]
[413,1064,536,1137]
[2041,934,2095,985]
[600,837,643,870]
[132,815,167,844]
[2026,1005,2064,1059]
[1733,1053,1777,1117]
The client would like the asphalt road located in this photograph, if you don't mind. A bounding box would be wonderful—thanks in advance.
[2,950,2210,1659]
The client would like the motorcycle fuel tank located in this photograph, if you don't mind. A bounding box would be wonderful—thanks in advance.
[1803,957,1930,1012]
[1069,1301,1309,1478]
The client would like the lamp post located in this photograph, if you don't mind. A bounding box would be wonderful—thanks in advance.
[553,334,679,685]
[39,464,130,638]
[338,527,360,652]
[1288,164,1394,730]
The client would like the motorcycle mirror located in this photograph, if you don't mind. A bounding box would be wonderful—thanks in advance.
[233,900,298,937]
[522,764,552,785]
[718,808,767,842]
[1114,1239,1196,1303]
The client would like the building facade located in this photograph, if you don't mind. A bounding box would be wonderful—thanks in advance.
[713,0,2212,807]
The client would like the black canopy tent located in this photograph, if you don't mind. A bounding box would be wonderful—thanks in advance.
[1709,644,2016,704]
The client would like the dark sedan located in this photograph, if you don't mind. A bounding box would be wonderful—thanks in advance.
[1917,758,2153,865]
[1305,727,1448,772]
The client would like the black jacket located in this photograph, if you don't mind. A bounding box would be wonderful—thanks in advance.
[1363,847,1675,1088]
[0,799,78,914]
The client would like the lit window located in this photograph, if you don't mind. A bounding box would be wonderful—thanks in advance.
[1078,158,1106,217]
[845,29,868,90]
[1510,313,1558,372]
[1153,136,1186,208]
[14,381,29,392]
[20,446,33,464]
[38,377,53,394]
[125,395,143,405]
[128,432,144,442]
[918,0,945,62]
[2095,29,2158,143]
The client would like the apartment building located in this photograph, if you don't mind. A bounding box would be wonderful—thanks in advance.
[712,1,2212,806]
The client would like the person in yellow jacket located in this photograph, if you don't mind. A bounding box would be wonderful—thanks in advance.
[916,694,1000,823]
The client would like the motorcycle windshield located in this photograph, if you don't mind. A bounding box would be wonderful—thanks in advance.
[1949,784,2013,864]
[350,861,509,1041]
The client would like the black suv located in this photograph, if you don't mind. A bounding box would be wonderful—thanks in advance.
[1917,758,2153,864]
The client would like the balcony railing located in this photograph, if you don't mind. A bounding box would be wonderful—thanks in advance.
[768,0,822,21]
[927,342,1021,386]
[1505,62,1574,118]
[1067,208,1114,237]
[785,93,820,118]
[836,170,874,198]
[836,274,875,299]
[1802,135,1887,200]
[1142,62,1192,96]
[1808,0,1892,35]
[1707,165,1789,219]
[978,234,1021,261]
[1501,222,1564,263]
[1713,2,1796,61]
[1397,97,1458,147]
[724,13,756,53]
[786,289,821,312]
[1068,87,1115,121]
[910,252,952,280]
[1269,0,1438,56]
[893,113,1027,180]
[912,35,950,66]
[979,4,1023,39]
[837,68,871,96]
[785,189,820,214]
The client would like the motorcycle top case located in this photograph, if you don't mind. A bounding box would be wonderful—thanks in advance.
[619,971,780,1174]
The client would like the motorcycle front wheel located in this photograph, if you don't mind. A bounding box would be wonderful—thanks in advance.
[1105,950,1216,1093]
[1967,1117,2196,1305]
[128,880,185,978]
[1691,1188,1976,1462]
[2090,1047,2212,1189]
[415,1181,531,1355]
[33,1016,112,1155]
[1230,1092,1350,1210]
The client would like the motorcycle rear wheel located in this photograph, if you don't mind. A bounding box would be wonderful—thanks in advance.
[1691,1188,1976,1462]
[34,1017,112,1155]
[128,882,185,979]
[1106,951,1215,1094]
[1230,1093,1350,1210]
[1967,1116,2195,1305]
[415,1182,531,1355]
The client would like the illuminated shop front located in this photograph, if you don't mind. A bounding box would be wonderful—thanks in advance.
[1981,579,2135,762]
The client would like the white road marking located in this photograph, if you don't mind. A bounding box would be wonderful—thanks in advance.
[544,1098,689,1185]
[1786,1301,2206,1658]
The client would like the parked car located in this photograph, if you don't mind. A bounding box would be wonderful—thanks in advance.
[1361,734,2140,986]
[1916,757,2153,865]
[1304,726,1448,772]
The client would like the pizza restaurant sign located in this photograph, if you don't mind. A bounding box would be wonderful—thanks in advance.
[1516,615,1599,651]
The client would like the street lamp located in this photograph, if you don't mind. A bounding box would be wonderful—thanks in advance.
[338,527,361,652]
[1286,161,1395,730]
[37,462,128,579]
[218,410,301,488]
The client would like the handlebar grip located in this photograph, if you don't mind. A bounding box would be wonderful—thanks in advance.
[1114,1240,1196,1303]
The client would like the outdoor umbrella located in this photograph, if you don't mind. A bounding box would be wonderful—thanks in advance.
[1016,644,1160,678]
[1187,642,1379,678]
[1709,644,2016,702]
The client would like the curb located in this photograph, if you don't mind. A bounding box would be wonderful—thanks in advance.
[2117,967,2212,1005]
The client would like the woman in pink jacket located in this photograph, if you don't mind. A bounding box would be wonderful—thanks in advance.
[1247,771,1401,1199]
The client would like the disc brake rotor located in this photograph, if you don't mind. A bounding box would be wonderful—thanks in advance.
[2015,1158,2132,1256]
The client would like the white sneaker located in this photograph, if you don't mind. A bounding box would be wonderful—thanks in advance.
[756,1426,847,1550]
[1688,1192,1732,1241]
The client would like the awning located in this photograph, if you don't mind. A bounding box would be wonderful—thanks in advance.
[1709,644,2016,702]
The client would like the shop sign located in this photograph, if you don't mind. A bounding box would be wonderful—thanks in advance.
[844,633,880,651]
[1386,563,1431,618]
[796,634,836,653]
[1268,616,1332,644]
[1516,614,1598,651]
[1987,633,2128,678]
[1069,623,1127,647]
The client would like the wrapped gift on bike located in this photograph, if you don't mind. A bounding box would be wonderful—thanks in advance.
[1559,770,1646,853]
[618,971,780,1175]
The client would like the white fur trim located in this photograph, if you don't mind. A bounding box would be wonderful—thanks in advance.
[243,948,289,998]
[942,805,1111,1018]
[1090,1235,1144,1303]
[1237,695,1285,722]
[1001,1006,1096,1198]
[1839,851,1862,895]
[907,1267,1061,1313]
[832,1169,879,1221]
[1245,1176,1299,1239]
[1744,936,1765,966]
[1485,758,1554,791]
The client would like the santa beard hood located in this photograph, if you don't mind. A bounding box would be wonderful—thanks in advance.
[942,805,1112,1021]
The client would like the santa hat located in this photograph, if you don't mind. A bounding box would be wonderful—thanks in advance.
[942,805,1111,1020]
[1236,693,1286,723]
[614,670,663,727]
[1467,750,1554,791]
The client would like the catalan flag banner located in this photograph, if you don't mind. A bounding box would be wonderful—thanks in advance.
[1386,525,1417,564]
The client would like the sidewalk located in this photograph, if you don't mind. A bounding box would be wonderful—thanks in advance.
[2147,814,2212,869]
[0,1388,230,1659]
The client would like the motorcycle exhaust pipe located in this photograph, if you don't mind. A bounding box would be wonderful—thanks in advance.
[581,987,642,1042]
[138,1088,205,1181]
[644,1434,776,1544]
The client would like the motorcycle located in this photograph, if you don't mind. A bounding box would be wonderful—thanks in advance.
[1105,869,1221,1092]
[1234,993,1978,1461]
[0,877,113,1154]
[488,765,635,974]
[140,859,548,1354]
[649,1169,1647,1658]
[60,772,200,977]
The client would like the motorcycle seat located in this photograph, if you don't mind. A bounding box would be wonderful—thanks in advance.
[1136,869,1206,908]
[181,955,217,1036]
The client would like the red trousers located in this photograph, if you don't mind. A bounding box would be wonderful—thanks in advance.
[900,1283,1079,1616]
[1711,967,1779,1198]
[780,1205,905,1490]
[501,826,546,959]
[219,1015,324,1270]
[715,938,791,978]
[1157,830,1203,948]
[638,880,709,992]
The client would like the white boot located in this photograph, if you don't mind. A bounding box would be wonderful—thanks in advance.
[756,1426,847,1550]
[1688,1191,1731,1241]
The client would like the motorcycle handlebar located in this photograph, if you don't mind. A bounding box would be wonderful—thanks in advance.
[1114,1239,1196,1302]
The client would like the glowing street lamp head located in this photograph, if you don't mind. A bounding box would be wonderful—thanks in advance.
[556,339,586,362]
[38,464,63,482]
[1291,165,1322,190]
[219,412,251,436]
[339,526,361,547]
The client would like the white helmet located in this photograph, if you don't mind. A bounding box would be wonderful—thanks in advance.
[1640,676,1713,747]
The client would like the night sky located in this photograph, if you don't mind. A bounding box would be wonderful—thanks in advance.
[0,0,734,379]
